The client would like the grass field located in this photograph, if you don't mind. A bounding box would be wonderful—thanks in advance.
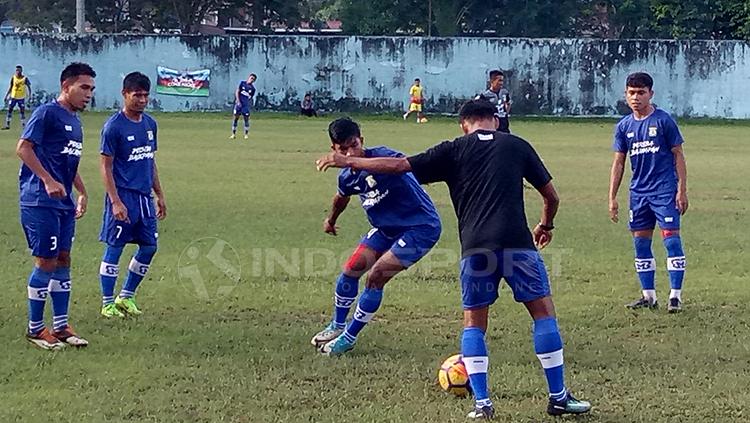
[1,112,749,422]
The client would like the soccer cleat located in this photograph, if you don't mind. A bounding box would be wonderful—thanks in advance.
[26,327,65,351]
[319,334,355,356]
[626,297,658,310]
[668,297,683,313]
[243,134,249,139]
[229,133,236,139]
[402,113,408,121]
[310,322,345,348]
[547,393,592,416]
[0,126,9,130]
[467,404,494,420]
[101,303,125,318]
[115,297,142,316]
[52,325,89,347]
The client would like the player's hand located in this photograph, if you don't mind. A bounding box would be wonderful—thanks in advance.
[323,218,339,236]
[75,194,88,219]
[316,152,349,172]
[44,179,67,199]
[609,198,619,223]
[112,200,130,223]
[156,195,167,220]
[532,224,553,250]
[676,191,689,215]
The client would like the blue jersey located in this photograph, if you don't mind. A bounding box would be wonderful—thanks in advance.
[238,81,255,107]
[613,108,684,196]
[100,111,158,196]
[19,100,83,210]
[337,146,440,230]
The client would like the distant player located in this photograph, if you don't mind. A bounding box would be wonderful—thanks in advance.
[477,70,511,133]
[98,72,166,318]
[300,93,317,117]
[310,117,441,356]
[402,78,425,123]
[317,100,591,419]
[230,73,256,139]
[609,72,688,313]
[3,65,31,130]
[16,62,96,350]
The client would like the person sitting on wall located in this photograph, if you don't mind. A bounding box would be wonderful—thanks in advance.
[301,93,317,117]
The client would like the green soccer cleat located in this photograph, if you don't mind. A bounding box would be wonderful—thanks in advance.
[547,393,592,416]
[101,303,125,318]
[115,297,142,316]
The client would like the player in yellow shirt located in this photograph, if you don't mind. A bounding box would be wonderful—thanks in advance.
[3,65,31,130]
[402,78,426,123]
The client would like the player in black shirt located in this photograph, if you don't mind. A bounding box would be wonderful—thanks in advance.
[316,100,591,419]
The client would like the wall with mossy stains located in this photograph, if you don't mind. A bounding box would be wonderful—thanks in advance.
[2,34,749,117]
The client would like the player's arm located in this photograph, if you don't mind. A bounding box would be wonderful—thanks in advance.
[25,78,31,101]
[316,154,411,174]
[16,139,66,198]
[73,172,88,219]
[532,182,559,249]
[100,154,129,222]
[672,145,688,214]
[235,86,241,105]
[609,152,626,223]
[323,193,350,236]
[152,159,167,220]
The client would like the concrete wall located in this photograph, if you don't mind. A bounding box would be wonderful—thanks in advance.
[1,34,749,117]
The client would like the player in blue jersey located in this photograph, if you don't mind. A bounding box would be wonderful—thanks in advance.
[310,117,442,356]
[609,72,689,313]
[98,72,167,318]
[16,62,96,350]
[230,73,256,140]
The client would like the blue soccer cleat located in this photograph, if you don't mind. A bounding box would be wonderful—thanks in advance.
[319,333,355,356]
[547,392,592,416]
[310,321,345,348]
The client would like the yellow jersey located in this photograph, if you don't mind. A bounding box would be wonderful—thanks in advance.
[10,75,30,99]
[409,85,423,103]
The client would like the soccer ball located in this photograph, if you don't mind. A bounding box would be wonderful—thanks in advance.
[419,117,428,123]
[438,354,471,397]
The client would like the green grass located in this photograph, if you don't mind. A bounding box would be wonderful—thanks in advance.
[1,112,749,422]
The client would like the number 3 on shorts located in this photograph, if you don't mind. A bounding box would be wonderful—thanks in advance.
[50,236,57,250]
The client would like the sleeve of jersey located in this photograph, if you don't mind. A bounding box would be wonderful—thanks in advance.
[407,140,455,184]
[20,107,47,145]
[523,142,553,189]
[100,123,117,156]
[152,118,158,151]
[664,116,684,148]
[612,123,628,152]
[337,172,352,196]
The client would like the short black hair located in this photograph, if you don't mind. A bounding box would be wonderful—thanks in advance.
[489,70,503,80]
[60,62,96,84]
[15,65,22,70]
[415,78,420,82]
[328,117,361,145]
[458,99,497,122]
[626,72,653,90]
[250,73,257,79]
[123,71,151,92]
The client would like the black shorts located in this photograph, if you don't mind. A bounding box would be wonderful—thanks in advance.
[497,117,510,133]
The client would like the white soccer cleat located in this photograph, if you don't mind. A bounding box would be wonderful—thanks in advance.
[310,322,344,348]
[229,133,236,139]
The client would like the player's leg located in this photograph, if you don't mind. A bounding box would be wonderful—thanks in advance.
[498,117,510,133]
[414,104,422,122]
[116,195,159,315]
[230,111,240,138]
[311,229,387,348]
[653,193,685,312]
[4,99,16,129]
[18,100,26,127]
[506,249,591,416]
[98,196,129,317]
[627,194,658,308]
[20,207,65,350]
[242,113,250,139]
[50,246,88,347]
[460,250,501,420]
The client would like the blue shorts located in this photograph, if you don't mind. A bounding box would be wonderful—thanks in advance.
[460,249,551,309]
[629,193,680,231]
[99,190,158,247]
[20,206,75,258]
[233,105,250,116]
[8,98,25,110]
[359,225,441,267]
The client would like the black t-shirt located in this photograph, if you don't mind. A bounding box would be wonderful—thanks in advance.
[407,129,552,256]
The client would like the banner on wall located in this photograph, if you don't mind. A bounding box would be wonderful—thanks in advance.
[156,66,210,97]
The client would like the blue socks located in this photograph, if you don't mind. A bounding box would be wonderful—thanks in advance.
[121,245,157,299]
[533,318,567,401]
[664,236,686,299]
[27,267,52,335]
[333,273,359,328]
[49,267,72,332]
[343,287,383,342]
[462,327,491,407]
[633,236,656,301]
[100,245,125,305]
